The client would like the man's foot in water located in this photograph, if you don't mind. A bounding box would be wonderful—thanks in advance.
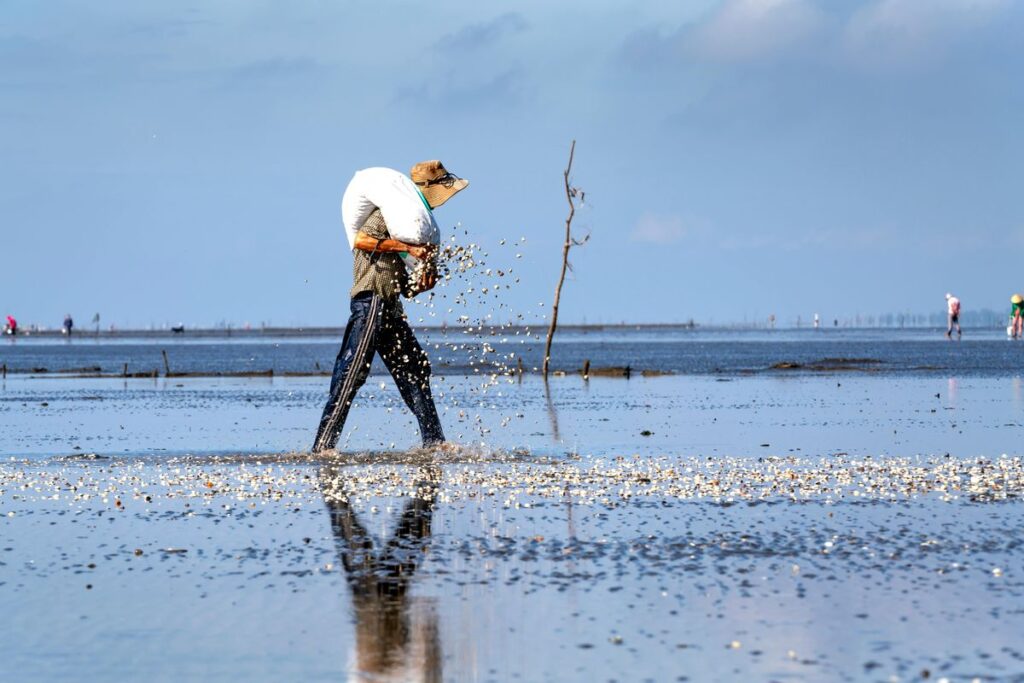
[426,441,461,454]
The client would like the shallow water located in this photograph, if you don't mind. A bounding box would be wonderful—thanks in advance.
[3,469,1022,682]
[2,327,1023,377]
[2,374,1023,460]
[3,347,1024,681]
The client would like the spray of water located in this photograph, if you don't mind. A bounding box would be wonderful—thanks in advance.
[341,226,546,451]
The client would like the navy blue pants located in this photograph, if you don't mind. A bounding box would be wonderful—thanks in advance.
[313,292,444,452]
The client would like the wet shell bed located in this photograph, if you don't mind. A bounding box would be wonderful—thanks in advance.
[3,451,1024,682]
[3,368,1024,682]
[2,452,1023,507]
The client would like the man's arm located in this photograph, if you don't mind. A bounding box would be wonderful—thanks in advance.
[353,230,434,261]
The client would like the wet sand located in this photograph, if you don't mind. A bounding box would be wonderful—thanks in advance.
[2,374,1024,681]
[2,374,1023,458]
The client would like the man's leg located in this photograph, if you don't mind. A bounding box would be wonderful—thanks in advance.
[377,305,445,446]
[312,294,383,452]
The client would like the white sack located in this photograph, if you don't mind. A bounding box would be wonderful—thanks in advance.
[340,167,440,250]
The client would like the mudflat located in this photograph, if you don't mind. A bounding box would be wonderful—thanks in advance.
[2,358,1023,681]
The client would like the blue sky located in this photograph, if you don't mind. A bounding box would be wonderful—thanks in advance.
[2,0,1022,328]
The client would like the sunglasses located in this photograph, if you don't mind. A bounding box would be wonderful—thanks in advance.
[418,172,460,189]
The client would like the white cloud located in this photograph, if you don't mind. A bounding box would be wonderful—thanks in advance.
[631,213,689,243]
[843,0,1010,68]
[689,0,825,62]
[624,0,1013,72]
[714,225,899,251]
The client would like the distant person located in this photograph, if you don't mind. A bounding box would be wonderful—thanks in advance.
[312,160,469,453]
[945,293,961,340]
[1012,294,1024,339]
[62,314,74,336]
[4,315,16,335]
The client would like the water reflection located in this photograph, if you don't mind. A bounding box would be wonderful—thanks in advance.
[321,465,442,682]
[543,377,561,443]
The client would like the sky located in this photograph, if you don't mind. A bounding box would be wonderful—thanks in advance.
[2,0,1023,328]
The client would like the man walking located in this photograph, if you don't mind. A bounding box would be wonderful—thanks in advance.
[945,292,961,340]
[312,160,469,453]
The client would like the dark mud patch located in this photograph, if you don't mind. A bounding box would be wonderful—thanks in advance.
[770,358,887,372]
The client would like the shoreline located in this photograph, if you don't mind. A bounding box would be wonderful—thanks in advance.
[3,322,697,340]
[0,321,994,340]
[0,364,672,380]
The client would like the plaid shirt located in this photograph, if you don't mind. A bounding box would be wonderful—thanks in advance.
[350,209,410,299]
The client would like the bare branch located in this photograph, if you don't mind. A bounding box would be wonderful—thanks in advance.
[543,139,587,378]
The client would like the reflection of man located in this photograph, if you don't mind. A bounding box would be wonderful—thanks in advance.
[321,465,442,682]
[312,161,469,453]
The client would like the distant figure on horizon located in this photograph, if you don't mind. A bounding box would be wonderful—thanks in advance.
[1011,294,1023,339]
[4,315,16,335]
[813,313,820,329]
[62,314,73,336]
[312,160,469,453]
[945,293,961,340]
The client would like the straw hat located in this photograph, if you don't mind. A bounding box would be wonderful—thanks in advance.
[410,160,469,209]
[1013,294,1023,304]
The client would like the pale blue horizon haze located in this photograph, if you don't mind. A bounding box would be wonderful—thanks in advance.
[2,1,1022,329]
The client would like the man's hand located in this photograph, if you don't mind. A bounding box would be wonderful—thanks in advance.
[407,243,436,261]
[416,262,438,293]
